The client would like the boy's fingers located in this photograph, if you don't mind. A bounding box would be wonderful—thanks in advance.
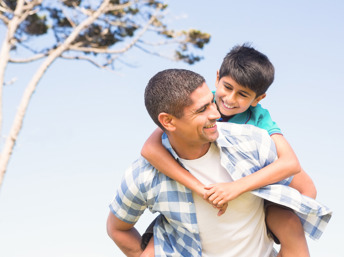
[217,205,228,216]
[204,184,215,190]
[203,188,215,199]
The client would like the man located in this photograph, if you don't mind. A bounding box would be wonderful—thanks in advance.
[106,69,331,257]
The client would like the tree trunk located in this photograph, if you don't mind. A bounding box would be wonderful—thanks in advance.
[0,0,111,189]
[0,0,25,139]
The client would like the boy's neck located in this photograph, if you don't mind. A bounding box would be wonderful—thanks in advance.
[219,114,233,122]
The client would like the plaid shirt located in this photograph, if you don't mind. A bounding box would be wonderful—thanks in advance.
[109,122,332,257]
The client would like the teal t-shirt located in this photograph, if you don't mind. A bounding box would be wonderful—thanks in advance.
[226,104,282,136]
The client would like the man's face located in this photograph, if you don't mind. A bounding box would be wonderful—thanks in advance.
[173,82,221,146]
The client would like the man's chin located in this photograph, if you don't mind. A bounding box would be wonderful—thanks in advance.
[207,131,219,142]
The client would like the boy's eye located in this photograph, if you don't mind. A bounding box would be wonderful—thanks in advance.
[239,93,248,97]
[224,85,232,90]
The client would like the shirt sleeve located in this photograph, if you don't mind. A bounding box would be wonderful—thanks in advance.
[253,127,292,186]
[251,104,282,136]
[109,159,148,224]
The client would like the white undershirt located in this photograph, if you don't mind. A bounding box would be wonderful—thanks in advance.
[180,143,273,257]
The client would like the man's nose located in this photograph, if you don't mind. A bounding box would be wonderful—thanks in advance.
[209,102,221,120]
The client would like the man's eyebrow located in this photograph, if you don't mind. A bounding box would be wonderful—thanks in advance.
[194,94,214,113]
[194,103,209,113]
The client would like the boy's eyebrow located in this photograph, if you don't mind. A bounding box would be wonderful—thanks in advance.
[223,81,253,96]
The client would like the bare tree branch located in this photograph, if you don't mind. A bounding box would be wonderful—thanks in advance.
[0,13,9,24]
[61,54,119,70]
[134,43,175,61]
[0,0,112,189]
[9,52,48,63]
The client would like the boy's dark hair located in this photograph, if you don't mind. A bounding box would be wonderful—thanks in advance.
[219,43,275,97]
[144,69,205,130]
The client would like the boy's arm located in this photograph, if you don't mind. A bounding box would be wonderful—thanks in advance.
[272,134,317,199]
[205,134,306,206]
[288,168,317,199]
[141,128,205,196]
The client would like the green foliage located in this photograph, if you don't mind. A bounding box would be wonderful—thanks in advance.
[0,0,211,66]
[62,0,82,7]
[3,0,16,11]
[186,30,211,49]
[22,14,48,36]
[75,24,120,48]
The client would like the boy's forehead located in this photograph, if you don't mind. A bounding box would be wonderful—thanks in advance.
[220,76,257,96]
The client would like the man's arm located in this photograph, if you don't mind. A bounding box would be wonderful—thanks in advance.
[106,211,143,257]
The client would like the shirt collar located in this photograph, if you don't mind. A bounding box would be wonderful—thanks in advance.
[161,123,232,160]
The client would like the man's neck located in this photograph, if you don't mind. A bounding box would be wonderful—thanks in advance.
[168,136,212,160]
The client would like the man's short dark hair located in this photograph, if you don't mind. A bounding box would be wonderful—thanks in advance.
[219,43,275,97]
[144,69,205,130]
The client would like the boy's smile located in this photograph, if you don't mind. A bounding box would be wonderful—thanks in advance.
[215,75,265,118]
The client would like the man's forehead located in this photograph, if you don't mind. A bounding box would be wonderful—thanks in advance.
[190,83,213,105]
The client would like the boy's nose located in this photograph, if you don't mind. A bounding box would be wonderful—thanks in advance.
[225,92,236,103]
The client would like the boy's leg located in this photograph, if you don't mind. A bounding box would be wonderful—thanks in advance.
[265,203,310,257]
[141,217,156,250]
[140,237,154,257]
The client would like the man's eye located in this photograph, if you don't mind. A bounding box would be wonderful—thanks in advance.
[199,107,207,112]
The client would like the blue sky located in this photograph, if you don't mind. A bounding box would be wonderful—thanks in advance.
[0,0,343,256]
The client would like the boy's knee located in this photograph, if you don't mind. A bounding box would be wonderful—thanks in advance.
[140,251,154,257]
[266,205,304,239]
[282,210,303,233]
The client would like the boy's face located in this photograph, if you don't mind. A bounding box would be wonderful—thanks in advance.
[215,74,266,117]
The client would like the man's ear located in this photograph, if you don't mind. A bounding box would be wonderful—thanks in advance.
[251,93,266,107]
[158,113,176,132]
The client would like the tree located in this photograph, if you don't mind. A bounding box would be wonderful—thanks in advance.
[0,0,210,189]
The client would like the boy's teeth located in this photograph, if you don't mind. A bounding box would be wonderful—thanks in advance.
[224,102,234,108]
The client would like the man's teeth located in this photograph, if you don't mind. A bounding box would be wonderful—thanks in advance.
[205,123,216,128]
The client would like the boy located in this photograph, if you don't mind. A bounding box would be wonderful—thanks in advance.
[141,44,317,256]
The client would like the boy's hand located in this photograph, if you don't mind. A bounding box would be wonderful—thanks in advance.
[204,182,243,207]
[216,202,228,216]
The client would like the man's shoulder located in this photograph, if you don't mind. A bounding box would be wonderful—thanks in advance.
[124,156,157,183]
[216,122,273,150]
[217,121,269,137]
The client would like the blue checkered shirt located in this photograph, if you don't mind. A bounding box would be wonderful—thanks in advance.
[109,122,332,257]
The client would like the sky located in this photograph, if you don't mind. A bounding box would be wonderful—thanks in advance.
[0,0,343,256]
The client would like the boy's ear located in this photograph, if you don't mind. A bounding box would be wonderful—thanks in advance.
[215,70,220,88]
[251,93,266,107]
[158,113,176,132]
